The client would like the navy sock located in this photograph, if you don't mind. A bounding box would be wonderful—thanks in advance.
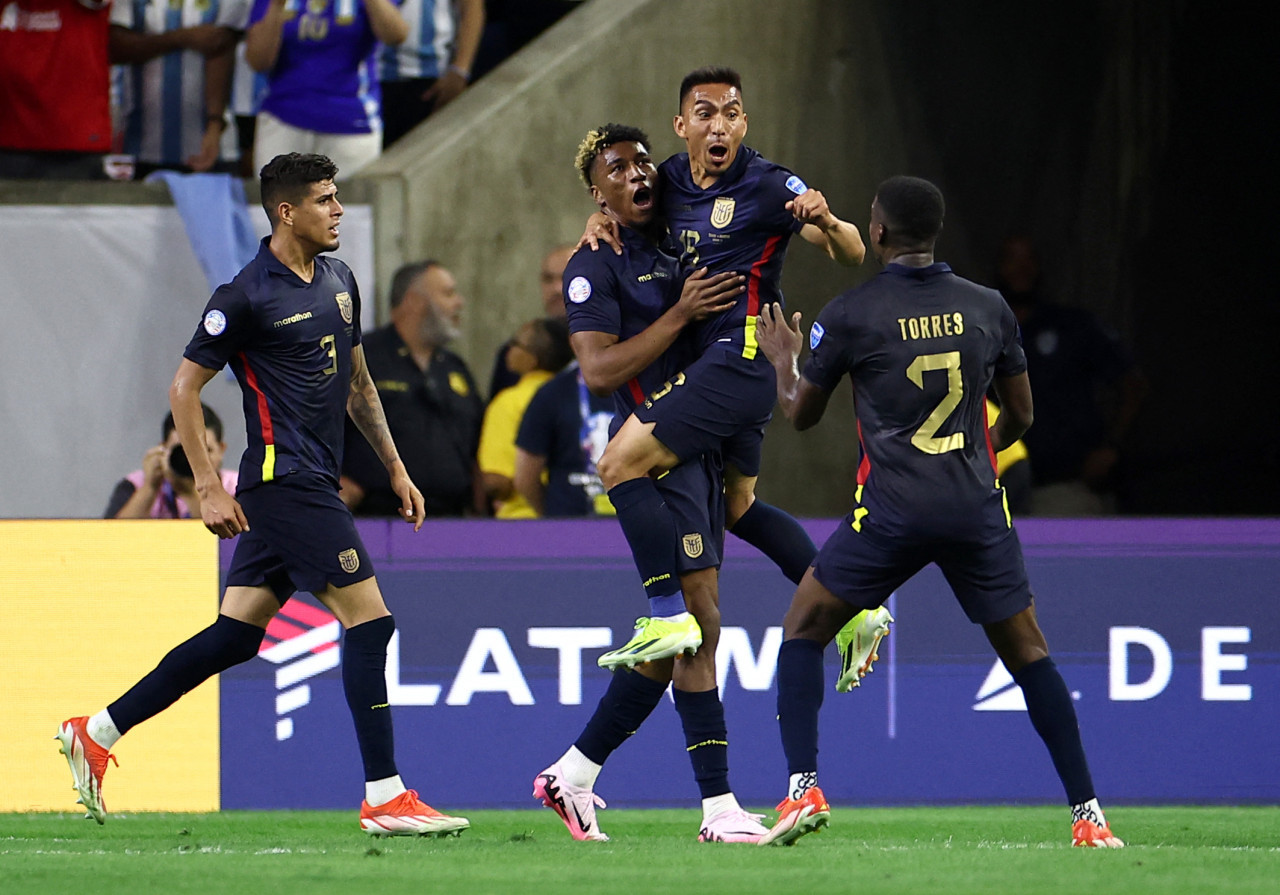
[343,616,398,782]
[730,500,818,585]
[109,615,263,734]
[673,687,731,799]
[1013,656,1097,805]
[777,638,825,777]
[608,478,685,614]
[575,671,669,764]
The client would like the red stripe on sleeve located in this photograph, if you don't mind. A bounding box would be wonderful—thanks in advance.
[239,352,274,449]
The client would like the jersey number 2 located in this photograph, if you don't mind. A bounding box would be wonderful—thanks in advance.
[906,351,964,454]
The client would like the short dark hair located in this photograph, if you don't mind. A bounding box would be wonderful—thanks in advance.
[525,317,574,372]
[678,66,743,109]
[163,403,224,442]
[389,259,441,309]
[574,123,652,188]
[259,153,339,224]
[875,176,946,247]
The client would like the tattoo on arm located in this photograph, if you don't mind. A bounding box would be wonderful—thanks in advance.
[347,351,400,468]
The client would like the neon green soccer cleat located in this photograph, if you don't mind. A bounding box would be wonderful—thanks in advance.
[834,606,893,692]
[597,615,702,670]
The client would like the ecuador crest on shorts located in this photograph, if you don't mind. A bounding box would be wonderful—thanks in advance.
[682,533,704,558]
[335,291,353,324]
[711,197,735,229]
[338,548,360,573]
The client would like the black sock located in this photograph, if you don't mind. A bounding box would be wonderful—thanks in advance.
[777,638,825,777]
[109,615,263,734]
[1014,656,1097,805]
[574,671,669,765]
[608,478,684,612]
[730,500,818,585]
[674,687,730,799]
[343,616,398,782]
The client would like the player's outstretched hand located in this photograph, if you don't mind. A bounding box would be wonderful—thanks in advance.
[675,267,745,322]
[755,301,804,367]
[201,486,249,539]
[391,468,426,531]
[786,188,836,229]
[576,211,622,255]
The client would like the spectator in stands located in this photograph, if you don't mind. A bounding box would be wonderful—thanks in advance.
[0,0,113,180]
[340,259,485,517]
[109,0,249,177]
[514,360,615,517]
[105,403,238,518]
[996,234,1147,515]
[245,0,408,176]
[378,0,483,149]
[488,244,573,398]
[478,316,572,518]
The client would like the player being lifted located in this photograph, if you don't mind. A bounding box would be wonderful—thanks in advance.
[753,175,1123,849]
[584,67,892,687]
[56,153,469,838]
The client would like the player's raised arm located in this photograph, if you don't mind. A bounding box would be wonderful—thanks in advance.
[170,358,248,537]
[346,344,425,529]
[790,188,866,267]
[755,302,831,429]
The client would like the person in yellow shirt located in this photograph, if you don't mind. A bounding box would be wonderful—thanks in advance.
[478,317,573,517]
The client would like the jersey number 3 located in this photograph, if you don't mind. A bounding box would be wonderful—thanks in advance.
[906,351,964,454]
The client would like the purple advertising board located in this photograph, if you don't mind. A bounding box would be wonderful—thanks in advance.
[219,518,1278,809]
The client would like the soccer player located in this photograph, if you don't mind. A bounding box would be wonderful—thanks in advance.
[534,123,768,844]
[752,175,1123,849]
[56,153,469,838]
[584,67,891,683]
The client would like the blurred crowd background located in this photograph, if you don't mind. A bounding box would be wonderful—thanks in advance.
[1,0,1274,520]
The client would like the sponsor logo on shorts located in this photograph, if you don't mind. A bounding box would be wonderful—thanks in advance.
[711,197,736,229]
[203,309,227,336]
[810,320,825,351]
[567,276,592,304]
[335,291,353,324]
[682,533,704,559]
[338,548,360,573]
[785,175,808,195]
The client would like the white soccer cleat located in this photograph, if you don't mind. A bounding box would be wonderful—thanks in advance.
[359,790,470,837]
[56,716,116,824]
[532,763,609,841]
[697,807,770,843]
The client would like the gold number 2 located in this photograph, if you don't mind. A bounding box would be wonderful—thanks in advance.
[905,351,964,454]
[320,334,338,375]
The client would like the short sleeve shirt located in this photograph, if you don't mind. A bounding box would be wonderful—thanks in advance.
[184,238,362,491]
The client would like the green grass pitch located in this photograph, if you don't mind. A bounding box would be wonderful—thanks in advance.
[2,806,1278,894]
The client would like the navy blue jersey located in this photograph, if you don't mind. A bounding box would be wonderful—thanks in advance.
[803,263,1027,542]
[660,146,806,360]
[562,227,695,423]
[184,238,362,491]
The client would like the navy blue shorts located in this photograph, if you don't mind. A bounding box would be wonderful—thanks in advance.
[226,474,374,603]
[634,348,774,477]
[811,518,1032,625]
[656,452,725,574]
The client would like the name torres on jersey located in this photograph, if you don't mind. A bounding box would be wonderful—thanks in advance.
[897,312,965,341]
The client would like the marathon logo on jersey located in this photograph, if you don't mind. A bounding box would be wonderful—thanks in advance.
[785,175,808,195]
[203,309,228,336]
[273,311,313,329]
[682,533,704,559]
[256,597,342,741]
[567,276,592,304]
[338,548,360,573]
[334,291,353,324]
[810,320,825,351]
[711,197,736,229]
